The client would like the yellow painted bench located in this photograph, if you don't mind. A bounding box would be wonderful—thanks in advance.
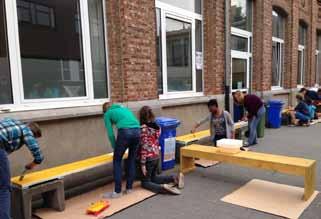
[176,121,248,146]
[180,144,316,201]
[12,152,125,189]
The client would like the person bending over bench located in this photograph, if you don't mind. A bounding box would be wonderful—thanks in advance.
[103,103,140,198]
[138,106,183,195]
[0,118,44,219]
[191,99,235,147]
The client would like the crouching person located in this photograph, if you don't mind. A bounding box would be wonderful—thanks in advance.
[289,94,310,126]
[139,106,183,195]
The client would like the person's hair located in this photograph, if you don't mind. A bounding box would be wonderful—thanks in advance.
[299,88,307,93]
[102,102,110,113]
[139,106,155,125]
[296,94,304,101]
[318,88,321,93]
[207,99,218,108]
[28,122,42,138]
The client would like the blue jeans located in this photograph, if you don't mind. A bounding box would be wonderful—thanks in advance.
[0,148,11,219]
[248,106,266,145]
[295,112,310,123]
[113,128,140,193]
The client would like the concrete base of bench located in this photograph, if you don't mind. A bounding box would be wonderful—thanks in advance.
[11,179,65,219]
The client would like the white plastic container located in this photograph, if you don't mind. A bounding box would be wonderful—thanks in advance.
[216,139,243,154]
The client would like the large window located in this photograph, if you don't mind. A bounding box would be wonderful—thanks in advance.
[156,0,203,98]
[0,0,12,105]
[0,0,108,109]
[231,0,252,90]
[297,23,307,86]
[272,10,285,88]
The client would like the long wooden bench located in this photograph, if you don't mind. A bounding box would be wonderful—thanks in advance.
[176,121,248,146]
[180,144,316,201]
[11,152,127,219]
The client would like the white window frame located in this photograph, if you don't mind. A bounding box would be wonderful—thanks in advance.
[297,44,305,87]
[156,1,204,100]
[231,27,252,92]
[271,36,284,90]
[1,0,110,112]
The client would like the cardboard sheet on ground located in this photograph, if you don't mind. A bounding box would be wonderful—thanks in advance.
[35,183,155,219]
[221,179,319,219]
[195,159,220,168]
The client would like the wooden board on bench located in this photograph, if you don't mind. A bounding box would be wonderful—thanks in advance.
[176,121,248,145]
[12,152,127,189]
[180,144,316,201]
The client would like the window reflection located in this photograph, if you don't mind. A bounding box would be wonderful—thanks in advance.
[166,18,192,92]
[0,0,13,104]
[231,0,252,31]
[18,0,86,99]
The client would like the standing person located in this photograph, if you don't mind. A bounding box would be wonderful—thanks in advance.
[0,118,44,219]
[191,99,235,146]
[103,103,140,198]
[138,106,184,195]
[234,91,265,146]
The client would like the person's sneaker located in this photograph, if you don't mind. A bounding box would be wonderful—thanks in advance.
[163,184,181,195]
[102,191,122,199]
[177,173,184,189]
[124,189,134,195]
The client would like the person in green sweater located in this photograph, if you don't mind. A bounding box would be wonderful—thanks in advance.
[103,103,140,198]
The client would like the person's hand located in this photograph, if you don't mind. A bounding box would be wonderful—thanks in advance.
[141,165,147,176]
[25,162,38,170]
[191,127,196,134]
[241,117,248,122]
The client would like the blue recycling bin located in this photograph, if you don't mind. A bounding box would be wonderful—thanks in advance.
[156,117,180,170]
[234,102,245,122]
[267,100,284,128]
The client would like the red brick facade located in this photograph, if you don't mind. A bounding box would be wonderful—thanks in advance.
[105,0,321,102]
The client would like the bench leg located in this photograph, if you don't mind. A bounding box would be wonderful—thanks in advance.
[180,155,195,174]
[22,190,33,219]
[42,181,65,211]
[304,162,316,201]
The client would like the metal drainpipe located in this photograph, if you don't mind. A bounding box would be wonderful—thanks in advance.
[224,0,231,112]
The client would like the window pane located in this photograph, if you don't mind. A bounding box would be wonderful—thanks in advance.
[231,0,252,31]
[158,0,202,14]
[195,19,203,92]
[272,41,283,86]
[232,58,247,90]
[166,17,192,92]
[317,34,321,50]
[272,10,285,39]
[0,0,12,104]
[231,35,248,52]
[18,0,86,99]
[156,9,163,94]
[88,0,108,99]
[299,24,306,46]
[297,50,303,84]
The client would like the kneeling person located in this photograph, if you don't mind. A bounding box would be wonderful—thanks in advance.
[139,106,183,195]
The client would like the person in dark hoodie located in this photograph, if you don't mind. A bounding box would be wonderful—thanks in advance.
[103,103,140,198]
[138,106,184,195]
[289,94,310,126]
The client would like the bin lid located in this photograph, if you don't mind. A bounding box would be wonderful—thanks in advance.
[268,99,284,106]
[155,117,180,128]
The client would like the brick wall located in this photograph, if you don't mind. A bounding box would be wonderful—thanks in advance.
[106,0,321,103]
[106,0,158,102]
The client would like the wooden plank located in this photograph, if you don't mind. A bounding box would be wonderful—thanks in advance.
[181,145,315,176]
[11,152,127,189]
[176,121,248,145]
[304,161,316,200]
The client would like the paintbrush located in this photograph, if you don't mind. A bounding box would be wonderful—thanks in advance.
[19,169,28,181]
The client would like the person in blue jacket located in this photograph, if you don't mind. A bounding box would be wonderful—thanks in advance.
[289,94,310,126]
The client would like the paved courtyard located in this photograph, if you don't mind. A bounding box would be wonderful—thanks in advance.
[110,125,321,219]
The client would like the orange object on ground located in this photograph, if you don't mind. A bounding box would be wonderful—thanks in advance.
[86,200,110,216]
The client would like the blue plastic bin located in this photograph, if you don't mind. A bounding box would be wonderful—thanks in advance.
[156,117,180,170]
[234,103,245,122]
[267,100,284,128]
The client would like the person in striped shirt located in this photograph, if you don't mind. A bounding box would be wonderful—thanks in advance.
[0,118,44,219]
